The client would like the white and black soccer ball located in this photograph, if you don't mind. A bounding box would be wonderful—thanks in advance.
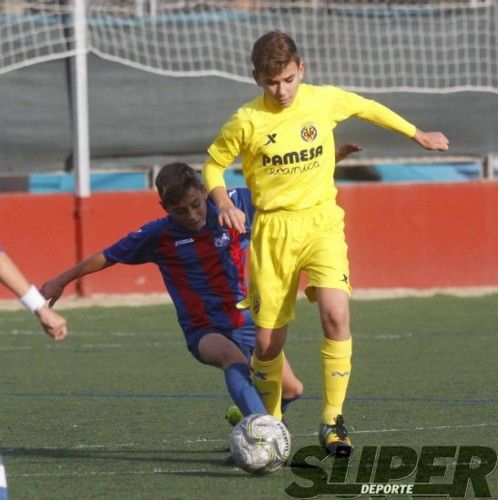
[229,413,291,474]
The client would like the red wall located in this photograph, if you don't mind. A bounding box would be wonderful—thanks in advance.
[1,182,497,299]
[72,193,165,295]
[0,192,165,299]
[0,193,79,297]
[339,182,498,288]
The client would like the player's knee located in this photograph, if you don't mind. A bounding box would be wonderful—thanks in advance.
[255,337,275,359]
[255,326,287,360]
[221,348,249,369]
[320,305,350,336]
[255,341,282,361]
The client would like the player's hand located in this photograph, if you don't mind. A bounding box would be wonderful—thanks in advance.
[335,143,363,163]
[218,206,246,234]
[40,279,65,307]
[413,130,449,151]
[36,305,68,341]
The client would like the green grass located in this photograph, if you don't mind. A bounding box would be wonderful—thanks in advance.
[0,295,497,499]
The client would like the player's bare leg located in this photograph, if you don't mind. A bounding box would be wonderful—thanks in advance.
[281,356,304,413]
[316,288,353,457]
[198,333,266,417]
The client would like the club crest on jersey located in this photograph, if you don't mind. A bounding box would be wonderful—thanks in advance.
[214,231,231,248]
[301,124,318,142]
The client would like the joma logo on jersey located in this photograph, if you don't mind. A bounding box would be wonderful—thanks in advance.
[301,124,318,142]
[174,237,194,247]
[262,146,323,166]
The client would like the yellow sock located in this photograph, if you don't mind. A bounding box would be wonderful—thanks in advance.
[321,337,352,425]
[252,351,284,420]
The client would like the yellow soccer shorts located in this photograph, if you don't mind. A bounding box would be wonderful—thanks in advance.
[245,200,352,329]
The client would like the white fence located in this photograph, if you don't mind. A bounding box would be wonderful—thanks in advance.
[1,1,497,92]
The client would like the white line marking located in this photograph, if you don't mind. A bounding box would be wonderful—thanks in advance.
[295,332,496,341]
[0,341,172,351]
[9,468,214,478]
[0,443,136,455]
[4,422,492,453]
[0,346,31,351]
[186,437,226,443]
[6,330,37,336]
[80,343,123,349]
[0,330,176,338]
[71,443,135,449]
[294,421,497,438]
[295,334,416,342]
[354,421,497,434]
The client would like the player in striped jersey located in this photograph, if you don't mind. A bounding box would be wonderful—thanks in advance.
[40,163,303,421]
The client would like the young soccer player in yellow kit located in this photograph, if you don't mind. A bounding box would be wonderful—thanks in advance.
[202,31,449,457]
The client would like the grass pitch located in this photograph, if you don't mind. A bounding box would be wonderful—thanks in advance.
[0,295,497,499]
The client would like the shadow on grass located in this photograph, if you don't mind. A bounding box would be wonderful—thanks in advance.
[0,446,254,477]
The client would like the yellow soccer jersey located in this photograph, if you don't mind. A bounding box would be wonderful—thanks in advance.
[206,84,416,211]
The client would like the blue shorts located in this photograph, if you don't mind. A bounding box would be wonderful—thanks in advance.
[186,324,256,363]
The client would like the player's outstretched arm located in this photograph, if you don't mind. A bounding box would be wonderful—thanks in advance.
[348,91,449,152]
[412,130,449,151]
[0,250,68,341]
[336,143,363,163]
[41,252,113,307]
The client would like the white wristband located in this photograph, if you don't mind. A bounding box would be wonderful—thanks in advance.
[19,285,46,313]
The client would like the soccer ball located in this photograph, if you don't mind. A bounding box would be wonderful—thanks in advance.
[229,413,291,474]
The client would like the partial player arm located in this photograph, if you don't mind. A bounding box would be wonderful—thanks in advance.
[360,100,449,151]
[363,102,449,151]
[41,252,114,307]
[0,250,35,298]
[203,158,246,233]
[336,89,449,151]
[336,143,363,163]
[411,129,449,151]
[203,108,252,233]
[0,250,67,341]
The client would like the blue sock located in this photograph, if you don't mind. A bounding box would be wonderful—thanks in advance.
[224,363,267,416]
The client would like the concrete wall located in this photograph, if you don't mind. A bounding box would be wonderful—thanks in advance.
[1,181,497,299]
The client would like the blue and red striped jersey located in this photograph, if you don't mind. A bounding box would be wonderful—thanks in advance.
[103,188,254,336]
